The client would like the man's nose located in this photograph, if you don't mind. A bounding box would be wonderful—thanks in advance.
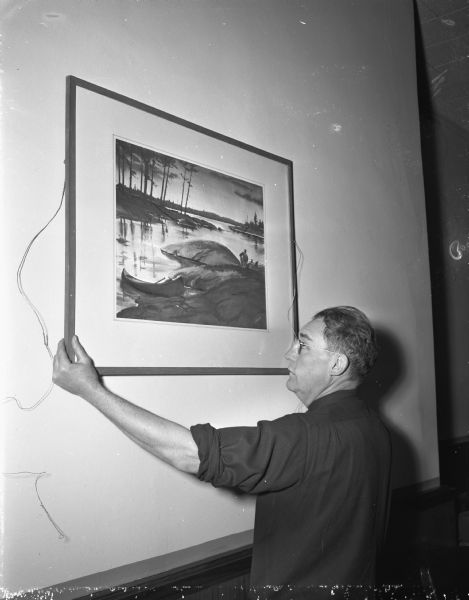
[285,342,298,362]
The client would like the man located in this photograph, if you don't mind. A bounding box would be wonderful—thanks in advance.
[53,306,391,594]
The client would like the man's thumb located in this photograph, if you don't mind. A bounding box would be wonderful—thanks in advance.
[72,335,91,364]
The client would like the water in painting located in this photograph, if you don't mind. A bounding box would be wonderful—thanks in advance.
[115,138,267,329]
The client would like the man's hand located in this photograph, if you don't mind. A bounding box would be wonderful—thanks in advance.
[53,336,101,398]
[53,335,199,473]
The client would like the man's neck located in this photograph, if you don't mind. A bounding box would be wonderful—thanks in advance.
[309,379,358,406]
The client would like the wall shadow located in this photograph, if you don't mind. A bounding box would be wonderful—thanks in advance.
[359,326,429,584]
[359,326,419,491]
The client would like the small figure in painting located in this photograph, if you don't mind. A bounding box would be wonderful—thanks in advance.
[239,249,248,268]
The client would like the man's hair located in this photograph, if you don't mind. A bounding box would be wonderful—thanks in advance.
[313,306,378,382]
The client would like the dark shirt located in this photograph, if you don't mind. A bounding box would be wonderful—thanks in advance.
[190,389,391,588]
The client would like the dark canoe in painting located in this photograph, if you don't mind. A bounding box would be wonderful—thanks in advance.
[121,268,185,297]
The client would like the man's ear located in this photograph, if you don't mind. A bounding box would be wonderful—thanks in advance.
[330,353,349,377]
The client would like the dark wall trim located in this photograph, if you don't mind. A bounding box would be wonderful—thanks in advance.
[75,545,252,600]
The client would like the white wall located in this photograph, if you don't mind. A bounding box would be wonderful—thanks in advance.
[1,0,438,594]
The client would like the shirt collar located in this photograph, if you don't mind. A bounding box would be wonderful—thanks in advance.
[306,388,360,413]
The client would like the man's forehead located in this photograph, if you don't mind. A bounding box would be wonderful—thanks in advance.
[299,318,324,340]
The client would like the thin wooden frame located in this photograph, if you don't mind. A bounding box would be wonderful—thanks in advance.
[65,76,298,375]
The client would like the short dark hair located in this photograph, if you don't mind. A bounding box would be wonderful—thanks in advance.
[313,306,378,382]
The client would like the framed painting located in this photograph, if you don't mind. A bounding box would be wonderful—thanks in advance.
[65,76,298,375]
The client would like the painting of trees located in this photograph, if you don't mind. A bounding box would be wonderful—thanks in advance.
[179,162,198,214]
[116,141,205,217]
[116,140,159,198]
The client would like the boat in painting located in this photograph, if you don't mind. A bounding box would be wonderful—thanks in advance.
[121,269,185,297]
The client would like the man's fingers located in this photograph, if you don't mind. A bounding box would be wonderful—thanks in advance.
[55,339,71,366]
[53,341,71,383]
[53,337,92,370]
[71,335,92,364]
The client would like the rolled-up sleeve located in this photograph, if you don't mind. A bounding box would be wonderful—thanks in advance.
[190,416,307,494]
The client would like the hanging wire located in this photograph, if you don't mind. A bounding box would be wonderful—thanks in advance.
[2,471,67,540]
[2,181,65,411]
[289,240,306,414]
[288,240,304,339]
[2,183,69,541]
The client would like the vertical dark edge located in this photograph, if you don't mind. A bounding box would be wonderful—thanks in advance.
[64,76,77,359]
[288,161,299,336]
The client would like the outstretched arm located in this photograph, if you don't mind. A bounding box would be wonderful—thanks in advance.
[52,336,200,474]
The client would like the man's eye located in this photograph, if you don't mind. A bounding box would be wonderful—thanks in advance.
[298,341,307,353]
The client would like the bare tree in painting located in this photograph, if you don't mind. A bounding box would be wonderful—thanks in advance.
[128,142,134,190]
[183,163,197,214]
[117,140,131,187]
[142,150,158,198]
[149,157,158,199]
[116,141,135,190]
[138,151,144,192]
[142,151,149,196]
[117,141,124,185]
[137,148,149,196]
[158,155,177,203]
[177,162,198,215]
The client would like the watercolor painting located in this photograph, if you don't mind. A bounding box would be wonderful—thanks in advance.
[115,138,267,329]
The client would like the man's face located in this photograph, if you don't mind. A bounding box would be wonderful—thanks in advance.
[285,318,335,406]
